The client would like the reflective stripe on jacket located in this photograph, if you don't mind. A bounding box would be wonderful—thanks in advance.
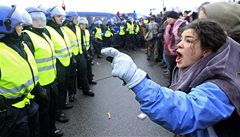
[62,26,83,55]
[135,24,140,34]
[104,26,113,37]
[46,26,71,67]
[83,29,91,51]
[95,27,103,40]
[24,30,57,86]
[0,42,38,108]
[127,22,135,34]
[119,26,125,35]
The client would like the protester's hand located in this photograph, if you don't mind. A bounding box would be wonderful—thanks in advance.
[101,47,146,88]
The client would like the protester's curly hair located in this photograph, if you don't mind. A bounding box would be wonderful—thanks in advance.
[183,19,227,52]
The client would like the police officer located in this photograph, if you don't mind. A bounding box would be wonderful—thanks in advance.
[0,5,39,137]
[119,20,127,48]
[23,7,63,137]
[92,20,104,58]
[63,11,94,99]
[45,6,72,123]
[134,20,140,47]
[126,17,136,51]
[104,19,114,47]
[61,11,79,101]
[79,17,97,86]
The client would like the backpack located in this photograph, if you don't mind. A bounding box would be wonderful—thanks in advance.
[144,31,153,41]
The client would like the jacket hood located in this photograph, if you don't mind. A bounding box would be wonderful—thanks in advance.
[202,2,240,37]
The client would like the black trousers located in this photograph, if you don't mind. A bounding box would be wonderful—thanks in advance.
[93,39,103,57]
[67,58,77,96]
[0,101,40,137]
[104,37,112,47]
[86,57,94,83]
[165,55,176,84]
[55,60,68,114]
[37,89,49,137]
[76,54,90,92]
[42,81,58,136]
[158,38,164,61]
[119,35,126,48]
[125,34,135,50]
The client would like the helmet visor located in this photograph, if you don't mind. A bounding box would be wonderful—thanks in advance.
[18,8,32,26]
[10,6,24,29]
[78,17,88,25]
[30,12,46,28]
[50,6,66,17]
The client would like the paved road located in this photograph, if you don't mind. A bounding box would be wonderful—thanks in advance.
[57,48,174,137]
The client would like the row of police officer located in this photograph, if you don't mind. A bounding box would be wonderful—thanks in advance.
[0,5,96,137]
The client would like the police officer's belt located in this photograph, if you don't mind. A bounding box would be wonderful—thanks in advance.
[0,94,27,110]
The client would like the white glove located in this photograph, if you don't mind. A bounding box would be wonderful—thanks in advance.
[101,48,146,88]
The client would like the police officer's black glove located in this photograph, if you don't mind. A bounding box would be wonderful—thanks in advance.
[86,53,93,60]
[31,83,48,106]
[0,95,8,111]
[88,54,93,60]
[83,48,91,60]
[71,56,77,64]
[51,81,59,95]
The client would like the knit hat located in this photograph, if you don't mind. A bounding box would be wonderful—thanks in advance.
[166,11,179,19]
[202,2,240,37]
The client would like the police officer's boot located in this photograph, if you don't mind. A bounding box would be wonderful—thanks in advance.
[51,129,64,137]
[56,112,69,123]
[83,90,95,97]
[89,80,97,85]
[69,94,75,102]
[63,102,73,109]
[97,54,102,58]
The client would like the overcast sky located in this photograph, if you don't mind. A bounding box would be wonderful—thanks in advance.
[0,0,233,15]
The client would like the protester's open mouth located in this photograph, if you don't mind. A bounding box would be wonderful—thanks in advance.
[176,51,183,63]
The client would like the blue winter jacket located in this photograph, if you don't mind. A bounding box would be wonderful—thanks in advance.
[133,77,235,137]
